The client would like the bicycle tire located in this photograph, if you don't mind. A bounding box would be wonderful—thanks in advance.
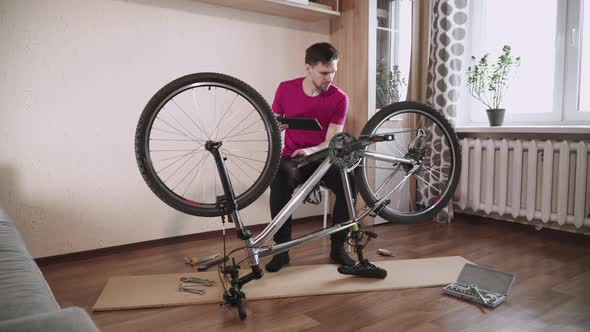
[135,73,281,217]
[355,101,461,223]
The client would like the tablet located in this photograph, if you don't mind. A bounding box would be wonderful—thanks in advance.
[276,116,322,131]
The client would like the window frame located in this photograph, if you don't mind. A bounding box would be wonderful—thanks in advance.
[460,0,590,126]
[374,0,411,110]
[564,0,587,121]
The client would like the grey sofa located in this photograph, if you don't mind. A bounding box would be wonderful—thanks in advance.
[0,209,99,332]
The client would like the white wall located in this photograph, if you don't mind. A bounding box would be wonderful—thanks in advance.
[0,0,330,258]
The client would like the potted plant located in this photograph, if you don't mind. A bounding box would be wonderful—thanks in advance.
[376,63,406,109]
[467,45,521,126]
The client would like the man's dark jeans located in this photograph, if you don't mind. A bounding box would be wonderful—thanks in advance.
[269,156,356,244]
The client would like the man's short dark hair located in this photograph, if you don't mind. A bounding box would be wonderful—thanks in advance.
[305,42,338,66]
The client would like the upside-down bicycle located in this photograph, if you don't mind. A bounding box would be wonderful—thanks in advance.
[135,73,461,320]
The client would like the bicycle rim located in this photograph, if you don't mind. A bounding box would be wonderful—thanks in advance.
[356,102,460,223]
[136,73,281,217]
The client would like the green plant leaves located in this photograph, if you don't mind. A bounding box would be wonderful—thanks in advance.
[467,45,521,110]
[376,63,407,109]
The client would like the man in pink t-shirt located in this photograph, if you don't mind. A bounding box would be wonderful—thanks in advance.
[266,42,356,273]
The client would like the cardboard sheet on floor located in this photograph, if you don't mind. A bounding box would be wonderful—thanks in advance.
[93,256,469,311]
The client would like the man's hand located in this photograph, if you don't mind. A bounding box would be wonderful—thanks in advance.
[290,123,344,158]
[291,148,311,157]
[274,113,288,131]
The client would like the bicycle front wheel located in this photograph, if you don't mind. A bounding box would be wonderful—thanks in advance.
[355,101,461,223]
[135,73,281,217]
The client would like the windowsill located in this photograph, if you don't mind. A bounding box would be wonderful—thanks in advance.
[455,126,590,134]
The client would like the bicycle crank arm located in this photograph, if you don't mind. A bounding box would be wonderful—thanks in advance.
[294,134,407,169]
[335,134,393,155]
[293,134,400,168]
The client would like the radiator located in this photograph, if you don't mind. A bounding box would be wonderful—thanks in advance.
[454,138,590,231]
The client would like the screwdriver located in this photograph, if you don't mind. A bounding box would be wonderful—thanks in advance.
[183,253,220,266]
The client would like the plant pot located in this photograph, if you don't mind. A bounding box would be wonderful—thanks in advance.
[486,108,505,126]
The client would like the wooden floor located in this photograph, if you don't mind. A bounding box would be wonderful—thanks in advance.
[39,214,590,332]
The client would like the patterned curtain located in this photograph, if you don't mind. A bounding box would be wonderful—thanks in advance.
[426,0,469,124]
[413,0,469,222]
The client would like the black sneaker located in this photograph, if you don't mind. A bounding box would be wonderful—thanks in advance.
[265,252,290,272]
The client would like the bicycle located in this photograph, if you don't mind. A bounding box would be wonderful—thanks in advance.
[135,73,461,320]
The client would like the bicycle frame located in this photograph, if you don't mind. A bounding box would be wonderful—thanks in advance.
[205,133,414,270]
[250,157,356,266]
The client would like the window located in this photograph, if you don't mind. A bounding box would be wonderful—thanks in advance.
[579,0,590,112]
[463,0,589,125]
[375,0,412,110]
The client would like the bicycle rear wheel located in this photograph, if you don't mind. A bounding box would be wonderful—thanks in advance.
[135,73,281,217]
[355,101,461,223]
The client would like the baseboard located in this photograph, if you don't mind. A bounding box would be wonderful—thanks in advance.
[35,215,324,267]
[455,210,590,236]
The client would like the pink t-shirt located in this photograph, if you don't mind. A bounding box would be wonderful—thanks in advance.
[272,77,348,157]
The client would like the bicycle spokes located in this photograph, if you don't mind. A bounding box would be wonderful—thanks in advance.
[151,87,269,201]
[136,73,281,217]
[356,103,460,222]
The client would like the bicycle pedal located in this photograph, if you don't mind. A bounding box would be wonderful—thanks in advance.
[337,261,387,279]
[371,199,391,216]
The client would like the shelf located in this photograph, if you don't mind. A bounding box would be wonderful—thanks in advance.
[195,0,340,21]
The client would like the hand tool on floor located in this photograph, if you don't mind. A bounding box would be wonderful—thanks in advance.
[197,255,229,271]
[183,253,220,266]
[176,276,215,295]
[376,248,394,257]
[179,276,216,287]
[177,284,206,295]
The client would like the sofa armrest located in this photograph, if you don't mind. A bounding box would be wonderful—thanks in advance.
[0,307,99,332]
[0,212,60,320]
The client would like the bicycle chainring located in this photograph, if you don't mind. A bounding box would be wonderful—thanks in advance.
[329,132,361,169]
